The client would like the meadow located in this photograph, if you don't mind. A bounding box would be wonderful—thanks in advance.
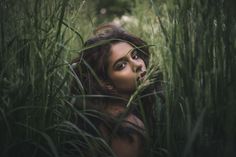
[0,0,235,157]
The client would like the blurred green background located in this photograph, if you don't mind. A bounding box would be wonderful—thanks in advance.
[0,0,235,157]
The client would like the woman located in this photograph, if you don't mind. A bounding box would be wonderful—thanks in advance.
[70,24,163,157]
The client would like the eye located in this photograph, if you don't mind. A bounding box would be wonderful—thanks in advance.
[115,61,127,70]
[131,50,141,60]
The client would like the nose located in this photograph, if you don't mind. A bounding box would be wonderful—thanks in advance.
[131,60,144,73]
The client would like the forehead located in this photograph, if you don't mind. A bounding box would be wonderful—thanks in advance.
[108,42,134,63]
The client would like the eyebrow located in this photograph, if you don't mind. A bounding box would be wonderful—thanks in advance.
[112,56,127,69]
[111,49,135,69]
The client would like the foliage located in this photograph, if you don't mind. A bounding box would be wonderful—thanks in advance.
[0,0,235,157]
[131,0,236,156]
[0,0,101,156]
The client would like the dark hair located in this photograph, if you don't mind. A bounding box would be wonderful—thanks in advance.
[70,24,150,100]
[69,25,164,155]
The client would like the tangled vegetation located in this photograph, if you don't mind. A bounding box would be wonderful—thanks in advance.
[0,0,235,156]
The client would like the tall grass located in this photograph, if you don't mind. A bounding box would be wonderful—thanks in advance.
[0,0,103,156]
[1,0,235,157]
[127,0,236,156]
[117,0,236,156]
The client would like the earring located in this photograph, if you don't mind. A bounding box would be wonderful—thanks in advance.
[104,82,114,91]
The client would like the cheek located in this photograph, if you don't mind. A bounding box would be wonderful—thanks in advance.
[113,73,134,83]
[110,71,137,90]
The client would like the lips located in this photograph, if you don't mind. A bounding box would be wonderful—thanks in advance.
[137,71,146,82]
[140,71,146,78]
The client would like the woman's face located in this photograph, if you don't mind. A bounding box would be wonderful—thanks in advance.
[107,42,147,96]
